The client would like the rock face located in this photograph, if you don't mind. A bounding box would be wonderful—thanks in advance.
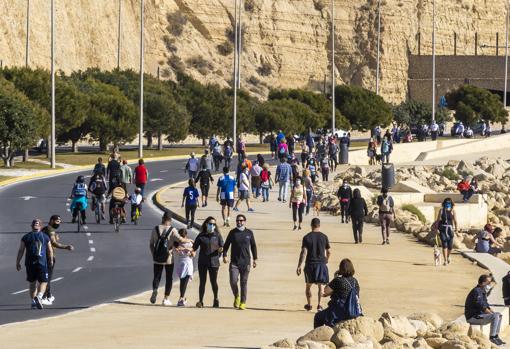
[1,0,508,102]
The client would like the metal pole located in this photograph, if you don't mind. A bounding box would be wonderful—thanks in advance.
[117,0,122,69]
[431,0,436,123]
[138,0,144,158]
[50,0,56,168]
[25,0,30,67]
[497,32,500,56]
[375,0,381,95]
[331,0,336,133]
[504,6,509,107]
[232,0,238,143]
[237,0,242,89]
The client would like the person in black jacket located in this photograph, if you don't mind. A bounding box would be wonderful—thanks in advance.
[465,274,505,346]
[348,189,368,244]
[337,180,353,223]
[192,216,224,308]
[106,154,121,194]
[195,165,214,207]
[502,271,510,306]
[223,214,257,310]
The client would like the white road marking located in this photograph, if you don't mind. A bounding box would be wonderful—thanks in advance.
[150,178,163,182]
[87,256,94,262]
[84,175,91,178]
[72,267,82,273]
[52,277,64,282]
[90,247,96,252]
[86,232,91,237]
[83,225,88,230]
[88,240,93,244]
[66,198,71,202]
[66,208,71,212]
[11,289,29,295]
[160,170,168,173]
[66,203,70,206]
[20,196,36,201]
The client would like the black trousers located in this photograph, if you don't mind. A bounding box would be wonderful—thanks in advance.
[180,276,190,298]
[198,265,219,303]
[153,264,173,296]
[351,216,364,243]
[44,258,56,298]
[292,202,305,223]
[185,204,197,226]
[340,201,350,221]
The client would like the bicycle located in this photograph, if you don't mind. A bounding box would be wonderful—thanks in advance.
[131,205,141,225]
[74,202,84,233]
[112,205,122,233]
[93,198,101,224]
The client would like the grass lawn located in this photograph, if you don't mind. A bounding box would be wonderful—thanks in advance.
[0,161,63,170]
[32,144,270,166]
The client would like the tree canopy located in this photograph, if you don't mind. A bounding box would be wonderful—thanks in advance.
[392,100,451,126]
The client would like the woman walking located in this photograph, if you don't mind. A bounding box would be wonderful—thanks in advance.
[289,176,307,230]
[348,189,368,243]
[193,217,224,308]
[260,163,273,202]
[314,258,361,328]
[181,179,200,229]
[173,228,194,306]
[303,170,314,215]
[367,138,377,165]
[435,198,458,266]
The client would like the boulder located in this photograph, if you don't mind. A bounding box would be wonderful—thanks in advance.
[298,326,334,343]
[298,340,335,349]
[439,339,477,349]
[270,338,296,348]
[331,329,355,347]
[340,338,375,349]
[412,338,433,349]
[408,319,428,337]
[335,317,385,342]
[438,321,470,337]
[486,163,507,179]
[407,313,443,330]
[467,328,491,349]
[457,161,475,176]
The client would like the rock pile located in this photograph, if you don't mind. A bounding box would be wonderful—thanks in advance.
[264,313,497,349]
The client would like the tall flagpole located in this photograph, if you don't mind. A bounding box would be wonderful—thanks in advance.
[138,0,144,158]
[331,0,336,133]
[233,0,239,143]
[431,0,436,123]
[375,0,381,95]
[117,0,122,69]
[237,0,243,88]
[50,0,56,168]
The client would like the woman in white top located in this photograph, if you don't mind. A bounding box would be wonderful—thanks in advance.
[173,228,195,306]
[289,176,307,230]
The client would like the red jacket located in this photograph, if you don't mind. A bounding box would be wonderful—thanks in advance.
[134,165,148,184]
[457,180,470,192]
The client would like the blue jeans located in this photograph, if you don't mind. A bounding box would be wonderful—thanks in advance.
[462,189,474,202]
[278,180,289,201]
[305,189,313,214]
[188,170,197,179]
[262,187,269,201]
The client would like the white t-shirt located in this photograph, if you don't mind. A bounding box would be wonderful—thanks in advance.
[130,193,143,205]
[239,172,250,191]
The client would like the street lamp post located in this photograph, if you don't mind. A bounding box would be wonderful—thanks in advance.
[237,0,242,89]
[117,0,122,69]
[232,0,239,143]
[431,0,436,123]
[50,0,56,169]
[375,0,381,95]
[331,0,336,134]
[138,0,144,158]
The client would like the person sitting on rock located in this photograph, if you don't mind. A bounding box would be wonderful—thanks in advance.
[313,258,361,328]
[457,178,472,203]
[475,224,503,256]
[465,274,505,346]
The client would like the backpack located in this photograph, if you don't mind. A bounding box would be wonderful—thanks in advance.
[344,278,363,319]
[279,146,286,154]
[260,169,269,183]
[92,179,106,195]
[382,140,390,154]
[224,146,233,158]
[74,183,87,197]
[153,226,172,263]
[379,195,392,212]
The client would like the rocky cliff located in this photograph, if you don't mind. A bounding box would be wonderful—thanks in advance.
[0,0,507,103]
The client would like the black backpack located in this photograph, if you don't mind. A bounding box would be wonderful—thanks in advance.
[153,226,172,263]
[92,179,106,195]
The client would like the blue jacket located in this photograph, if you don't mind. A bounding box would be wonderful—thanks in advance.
[465,286,490,320]
[276,163,292,182]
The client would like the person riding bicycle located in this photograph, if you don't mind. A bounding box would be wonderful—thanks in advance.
[109,183,128,224]
[89,172,107,220]
[129,187,143,223]
[70,176,88,224]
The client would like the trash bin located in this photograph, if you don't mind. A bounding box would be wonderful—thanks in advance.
[339,144,349,164]
[382,163,395,189]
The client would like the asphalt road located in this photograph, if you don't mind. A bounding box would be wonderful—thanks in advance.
[0,157,208,325]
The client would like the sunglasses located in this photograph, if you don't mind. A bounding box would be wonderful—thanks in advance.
[236,219,245,222]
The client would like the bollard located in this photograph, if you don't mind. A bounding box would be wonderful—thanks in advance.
[382,163,395,189]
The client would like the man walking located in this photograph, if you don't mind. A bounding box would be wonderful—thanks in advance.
[234,164,254,213]
[275,158,292,202]
[107,154,121,193]
[337,180,353,224]
[223,214,257,310]
[120,159,133,190]
[296,218,331,312]
[465,274,506,346]
[201,149,214,172]
[377,187,395,245]
[217,166,237,227]
[16,219,53,309]
[42,215,74,305]
[185,152,200,179]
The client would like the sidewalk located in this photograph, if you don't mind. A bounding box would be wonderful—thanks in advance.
[0,176,483,349]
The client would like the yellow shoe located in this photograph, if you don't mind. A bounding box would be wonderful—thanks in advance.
[233,296,241,309]
[239,302,246,310]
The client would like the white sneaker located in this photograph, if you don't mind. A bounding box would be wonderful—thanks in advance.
[162,299,172,306]
[41,298,53,306]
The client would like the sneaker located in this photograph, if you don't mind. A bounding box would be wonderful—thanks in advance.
[34,296,43,310]
[30,299,37,310]
[386,239,390,245]
[317,305,323,311]
[101,214,105,220]
[233,295,241,309]
[248,208,255,212]
[298,226,302,230]
[293,225,297,231]
[150,289,158,304]
[283,200,287,203]
[233,207,239,212]
[196,301,204,308]
[304,304,312,311]
[239,302,247,310]
[495,336,506,345]
[47,295,55,303]
[382,241,386,245]
[213,299,220,308]
[162,299,172,306]
[41,298,53,306]
[278,197,282,201]
[490,337,505,346]
[177,298,187,307]
[447,258,451,264]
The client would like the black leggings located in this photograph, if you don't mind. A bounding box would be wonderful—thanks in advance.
[185,204,197,226]
[351,216,364,243]
[153,264,173,296]
[180,276,190,298]
[340,201,350,221]
[198,265,219,303]
[292,202,305,223]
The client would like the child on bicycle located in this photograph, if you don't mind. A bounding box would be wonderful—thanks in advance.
[130,187,143,223]
[70,175,88,224]
[173,228,195,306]
[89,172,107,220]
[109,184,128,224]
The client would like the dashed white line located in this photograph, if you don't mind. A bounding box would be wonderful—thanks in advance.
[72,267,82,273]
[66,208,71,212]
[160,170,168,173]
[66,203,70,206]
[90,247,96,252]
[52,277,64,282]
[83,225,89,230]
[87,256,94,262]
[86,232,91,237]
[88,240,93,244]
[11,289,28,295]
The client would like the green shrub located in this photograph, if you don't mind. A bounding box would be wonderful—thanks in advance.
[441,167,459,181]
[401,204,427,224]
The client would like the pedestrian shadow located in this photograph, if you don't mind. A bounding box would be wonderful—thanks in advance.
[329,241,382,246]
[0,305,88,312]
